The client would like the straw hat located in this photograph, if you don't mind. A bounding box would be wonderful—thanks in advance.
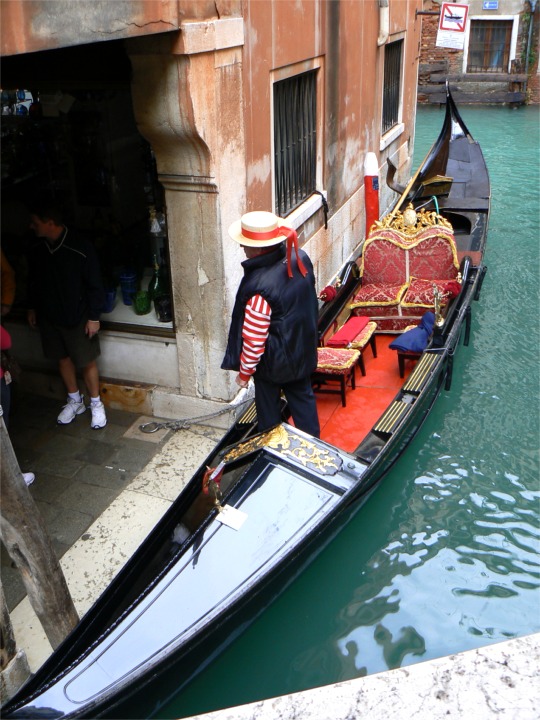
[228,210,308,278]
[228,211,293,248]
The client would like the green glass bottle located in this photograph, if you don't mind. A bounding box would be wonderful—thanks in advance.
[147,254,161,301]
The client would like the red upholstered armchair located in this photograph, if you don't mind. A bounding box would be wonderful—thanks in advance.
[349,209,460,332]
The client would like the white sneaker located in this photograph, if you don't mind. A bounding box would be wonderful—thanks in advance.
[90,400,107,429]
[57,397,86,425]
[23,472,35,486]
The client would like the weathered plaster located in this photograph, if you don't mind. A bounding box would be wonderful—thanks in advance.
[0,0,180,56]
[127,23,246,403]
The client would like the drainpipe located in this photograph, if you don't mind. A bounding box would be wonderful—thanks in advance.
[378,0,390,46]
[524,0,537,96]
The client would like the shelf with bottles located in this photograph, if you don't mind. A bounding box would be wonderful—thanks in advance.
[100,265,173,331]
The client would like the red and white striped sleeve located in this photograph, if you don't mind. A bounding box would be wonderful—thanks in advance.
[239,294,272,381]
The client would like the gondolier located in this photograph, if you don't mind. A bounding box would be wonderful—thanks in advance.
[2,88,490,720]
[222,211,320,437]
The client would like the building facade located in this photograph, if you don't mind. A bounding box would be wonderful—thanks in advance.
[1,0,423,420]
[418,0,539,104]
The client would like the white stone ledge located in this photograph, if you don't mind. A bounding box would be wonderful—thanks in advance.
[185,633,540,720]
[175,17,244,55]
[380,122,405,151]
[286,192,327,230]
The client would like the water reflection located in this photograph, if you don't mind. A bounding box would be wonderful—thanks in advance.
[332,442,539,679]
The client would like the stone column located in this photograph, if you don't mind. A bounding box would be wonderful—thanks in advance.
[127,18,246,405]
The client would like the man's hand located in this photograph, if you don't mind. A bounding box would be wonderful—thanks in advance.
[86,319,100,338]
[27,309,37,328]
[235,374,249,388]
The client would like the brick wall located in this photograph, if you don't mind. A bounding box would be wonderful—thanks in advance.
[519,5,540,103]
[418,0,539,105]
[419,0,464,80]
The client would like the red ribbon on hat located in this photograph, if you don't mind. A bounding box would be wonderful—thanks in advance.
[281,226,308,278]
[242,226,308,278]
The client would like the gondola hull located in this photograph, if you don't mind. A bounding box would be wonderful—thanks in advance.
[3,87,490,720]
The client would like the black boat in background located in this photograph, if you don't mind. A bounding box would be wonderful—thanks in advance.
[3,87,489,719]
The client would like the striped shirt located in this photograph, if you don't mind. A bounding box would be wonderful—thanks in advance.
[239,294,272,381]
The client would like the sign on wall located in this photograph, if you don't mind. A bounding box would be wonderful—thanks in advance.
[436,2,469,50]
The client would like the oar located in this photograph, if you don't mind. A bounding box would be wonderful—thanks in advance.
[386,147,432,222]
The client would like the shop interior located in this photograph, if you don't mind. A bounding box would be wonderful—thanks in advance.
[1,40,173,334]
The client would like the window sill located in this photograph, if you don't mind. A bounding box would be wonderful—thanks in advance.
[285,191,327,230]
[100,272,174,335]
[380,122,405,151]
[101,297,173,332]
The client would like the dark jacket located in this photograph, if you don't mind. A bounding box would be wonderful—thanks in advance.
[28,228,105,326]
[222,244,318,384]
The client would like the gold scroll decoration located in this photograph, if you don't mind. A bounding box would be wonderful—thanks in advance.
[223,425,343,476]
[372,204,453,237]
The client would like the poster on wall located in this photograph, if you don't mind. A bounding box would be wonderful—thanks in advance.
[436,2,469,50]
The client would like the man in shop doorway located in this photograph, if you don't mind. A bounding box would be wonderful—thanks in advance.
[27,200,107,429]
[222,210,320,437]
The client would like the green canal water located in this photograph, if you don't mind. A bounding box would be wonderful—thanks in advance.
[151,106,540,719]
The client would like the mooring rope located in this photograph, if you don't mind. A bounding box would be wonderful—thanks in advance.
[139,382,255,434]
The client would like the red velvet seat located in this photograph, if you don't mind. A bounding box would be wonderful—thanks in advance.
[312,347,360,407]
[326,318,378,376]
[349,216,460,332]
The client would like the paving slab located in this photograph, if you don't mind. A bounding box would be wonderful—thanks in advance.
[6,399,225,673]
[185,633,540,720]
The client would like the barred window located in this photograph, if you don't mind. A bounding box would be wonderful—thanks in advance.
[382,40,403,134]
[467,20,512,73]
[274,70,317,217]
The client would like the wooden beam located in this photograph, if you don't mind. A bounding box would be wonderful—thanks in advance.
[429,72,528,83]
[419,62,448,74]
[418,90,526,104]
[418,84,464,94]
[0,586,17,671]
[0,419,79,651]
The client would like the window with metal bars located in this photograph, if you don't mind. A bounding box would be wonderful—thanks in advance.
[467,20,512,73]
[273,70,317,217]
[382,40,403,135]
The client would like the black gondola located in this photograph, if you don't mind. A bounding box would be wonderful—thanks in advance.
[2,86,489,720]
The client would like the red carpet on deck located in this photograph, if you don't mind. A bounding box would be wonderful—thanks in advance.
[316,335,411,454]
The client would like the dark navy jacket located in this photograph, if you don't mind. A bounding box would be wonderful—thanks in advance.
[28,228,105,327]
[222,243,318,384]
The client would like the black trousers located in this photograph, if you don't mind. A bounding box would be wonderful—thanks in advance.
[254,376,320,438]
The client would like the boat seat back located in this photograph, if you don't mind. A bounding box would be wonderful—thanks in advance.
[351,208,460,332]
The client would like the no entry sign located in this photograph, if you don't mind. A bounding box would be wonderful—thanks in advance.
[437,3,469,49]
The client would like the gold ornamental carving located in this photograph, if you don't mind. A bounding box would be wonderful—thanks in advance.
[223,425,343,475]
[372,204,453,236]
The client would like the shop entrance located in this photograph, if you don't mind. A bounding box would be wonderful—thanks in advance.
[1,40,173,334]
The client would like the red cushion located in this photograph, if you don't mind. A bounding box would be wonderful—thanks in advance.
[349,321,377,349]
[409,230,459,280]
[327,316,370,347]
[362,237,407,285]
[350,282,408,308]
[316,347,360,374]
[401,278,451,308]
